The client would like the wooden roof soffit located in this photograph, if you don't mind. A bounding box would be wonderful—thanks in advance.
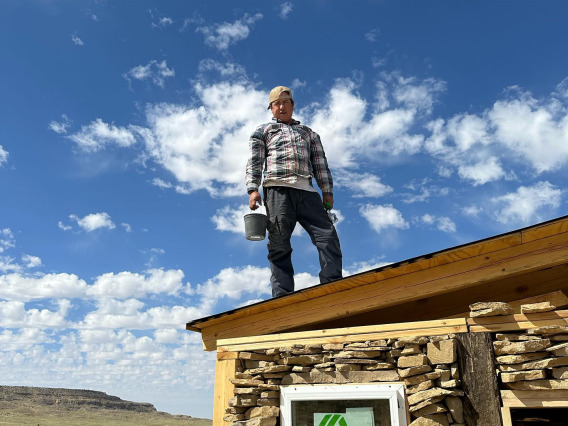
[188,215,568,351]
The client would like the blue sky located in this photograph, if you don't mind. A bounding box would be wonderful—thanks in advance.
[1,0,568,418]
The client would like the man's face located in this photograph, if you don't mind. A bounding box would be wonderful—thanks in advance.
[270,98,294,124]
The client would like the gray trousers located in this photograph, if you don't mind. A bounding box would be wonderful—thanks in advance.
[264,187,343,298]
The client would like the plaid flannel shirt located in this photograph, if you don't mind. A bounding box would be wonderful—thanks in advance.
[246,118,333,195]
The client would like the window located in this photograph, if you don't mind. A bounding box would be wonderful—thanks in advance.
[280,383,407,426]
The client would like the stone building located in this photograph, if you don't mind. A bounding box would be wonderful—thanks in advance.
[187,215,568,425]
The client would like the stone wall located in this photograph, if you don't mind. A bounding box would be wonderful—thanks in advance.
[226,335,465,426]
[489,300,568,392]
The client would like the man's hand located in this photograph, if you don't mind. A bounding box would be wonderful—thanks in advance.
[249,191,262,210]
[323,194,334,210]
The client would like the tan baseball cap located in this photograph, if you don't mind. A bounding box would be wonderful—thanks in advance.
[268,86,293,109]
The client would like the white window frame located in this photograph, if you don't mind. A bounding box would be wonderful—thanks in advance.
[280,383,407,426]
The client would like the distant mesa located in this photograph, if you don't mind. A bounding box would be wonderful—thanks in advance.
[0,386,157,412]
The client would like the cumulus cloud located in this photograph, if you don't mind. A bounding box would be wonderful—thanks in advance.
[198,59,247,81]
[123,60,175,88]
[68,119,136,152]
[0,273,87,302]
[425,80,568,184]
[196,266,270,301]
[0,299,71,328]
[211,204,250,234]
[69,212,116,232]
[335,172,392,198]
[22,254,42,269]
[421,214,456,233]
[197,13,263,51]
[279,2,293,19]
[87,269,186,299]
[137,82,268,196]
[0,229,15,253]
[80,300,206,330]
[0,145,7,166]
[491,181,563,225]
[305,74,445,170]
[359,204,409,233]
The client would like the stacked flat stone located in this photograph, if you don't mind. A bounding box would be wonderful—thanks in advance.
[490,302,568,390]
[226,337,466,426]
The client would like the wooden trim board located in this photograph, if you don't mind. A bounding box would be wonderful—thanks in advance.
[217,318,467,352]
[501,390,568,407]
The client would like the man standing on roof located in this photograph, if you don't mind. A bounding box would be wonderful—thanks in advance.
[246,86,343,298]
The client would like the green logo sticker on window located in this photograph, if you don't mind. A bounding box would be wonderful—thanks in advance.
[317,414,348,426]
[314,411,373,426]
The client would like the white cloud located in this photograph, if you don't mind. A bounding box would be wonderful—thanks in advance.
[346,258,391,275]
[211,204,250,235]
[401,180,449,204]
[359,204,409,233]
[425,80,568,184]
[0,328,54,351]
[198,59,247,80]
[156,17,174,27]
[457,156,506,186]
[68,119,136,152]
[0,299,70,328]
[197,13,263,51]
[22,254,42,269]
[137,82,268,196]
[48,115,71,134]
[71,34,84,45]
[196,266,270,301]
[69,212,116,232]
[58,221,72,231]
[0,273,87,302]
[80,300,206,330]
[87,269,186,299]
[279,2,293,19]
[489,91,568,173]
[421,214,456,233]
[123,60,175,88]
[0,145,7,166]
[491,181,563,225]
[305,75,444,170]
[0,228,15,253]
[121,223,132,233]
[0,256,21,273]
[462,205,482,217]
[365,29,379,42]
[335,172,392,198]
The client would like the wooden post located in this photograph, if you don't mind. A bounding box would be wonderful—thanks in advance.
[456,332,503,425]
[213,351,239,425]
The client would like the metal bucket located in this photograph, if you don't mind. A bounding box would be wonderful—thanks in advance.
[244,212,268,241]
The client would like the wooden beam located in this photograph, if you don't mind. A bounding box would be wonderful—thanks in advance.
[445,289,568,319]
[201,232,568,350]
[219,325,468,353]
[300,266,568,331]
[501,407,512,426]
[468,309,568,332]
[456,333,502,425]
[212,356,238,425]
[501,390,568,407]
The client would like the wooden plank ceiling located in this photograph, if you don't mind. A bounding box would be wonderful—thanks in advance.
[187,215,568,351]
